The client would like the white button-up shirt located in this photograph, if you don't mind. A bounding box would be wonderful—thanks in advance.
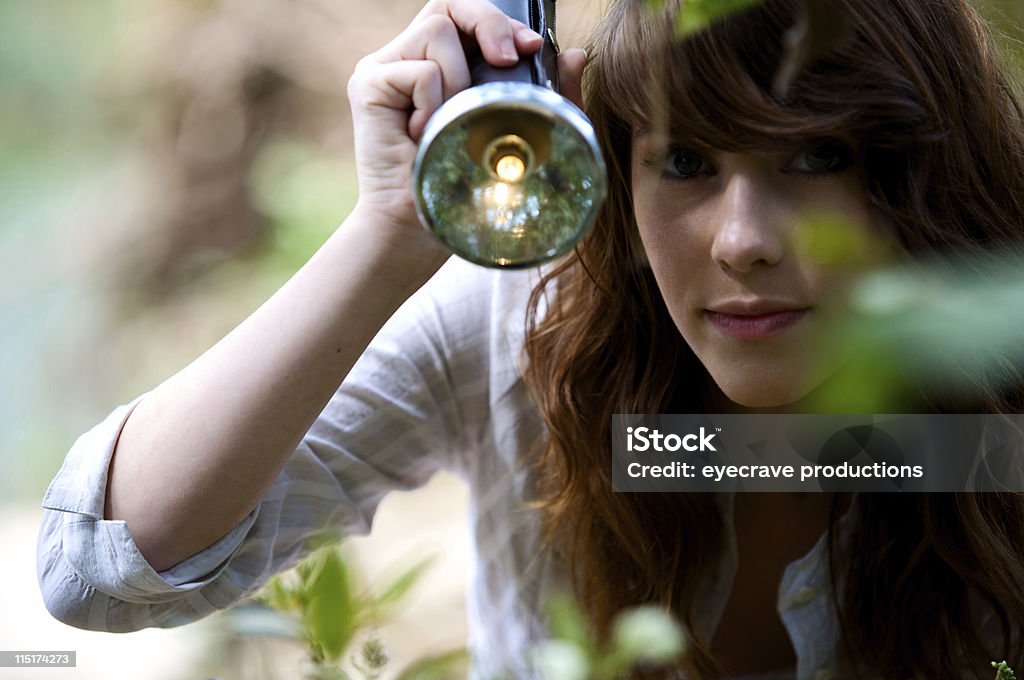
[38,259,973,680]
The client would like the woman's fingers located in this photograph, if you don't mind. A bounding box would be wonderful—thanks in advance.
[372,0,542,97]
[349,59,444,141]
[382,13,471,101]
[352,0,546,140]
[410,0,543,66]
[557,48,587,110]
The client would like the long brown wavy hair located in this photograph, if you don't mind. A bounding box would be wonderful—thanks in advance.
[522,0,1024,678]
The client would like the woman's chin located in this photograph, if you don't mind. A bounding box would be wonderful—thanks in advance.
[710,376,823,412]
[723,391,798,410]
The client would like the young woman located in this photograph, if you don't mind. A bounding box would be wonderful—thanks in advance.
[525,0,1024,677]
[38,0,1024,678]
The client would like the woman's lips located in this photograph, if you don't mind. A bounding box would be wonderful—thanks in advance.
[705,309,810,340]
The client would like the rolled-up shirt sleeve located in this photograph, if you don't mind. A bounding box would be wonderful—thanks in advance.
[37,260,492,632]
[37,395,260,630]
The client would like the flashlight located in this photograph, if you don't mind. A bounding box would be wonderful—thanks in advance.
[412,0,607,268]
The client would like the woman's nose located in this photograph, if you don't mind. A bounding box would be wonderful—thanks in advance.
[709,173,787,274]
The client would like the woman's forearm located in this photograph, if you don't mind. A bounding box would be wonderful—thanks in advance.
[103,205,449,572]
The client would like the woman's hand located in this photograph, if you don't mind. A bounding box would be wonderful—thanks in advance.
[346,0,586,241]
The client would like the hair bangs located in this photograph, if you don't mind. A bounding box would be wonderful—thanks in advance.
[588,0,934,154]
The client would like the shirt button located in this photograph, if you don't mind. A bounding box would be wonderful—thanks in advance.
[791,585,820,606]
[813,669,836,680]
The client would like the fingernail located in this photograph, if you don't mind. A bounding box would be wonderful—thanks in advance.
[501,37,517,60]
[517,27,542,43]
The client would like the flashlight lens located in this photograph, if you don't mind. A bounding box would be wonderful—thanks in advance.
[414,83,606,268]
[495,155,526,182]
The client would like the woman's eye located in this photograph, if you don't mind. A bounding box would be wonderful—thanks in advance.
[791,141,855,174]
[666,149,707,179]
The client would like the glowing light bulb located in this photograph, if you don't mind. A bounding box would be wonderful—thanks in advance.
[495,154,526,183]
[493,181,510,204]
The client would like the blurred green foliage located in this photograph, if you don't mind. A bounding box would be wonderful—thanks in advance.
[666,0,763,36]
[0,0,132,500]
[817,253,1024,412]
[0,1,122,192]
[0,0,358,500]
[533,595,686,680]
[248,140,358,275]
[254,543,464,680]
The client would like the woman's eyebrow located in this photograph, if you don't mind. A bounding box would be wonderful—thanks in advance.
[647,134,716,154]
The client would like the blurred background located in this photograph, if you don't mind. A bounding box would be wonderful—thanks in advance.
[0,0,608,678]
[0,0,1021,678]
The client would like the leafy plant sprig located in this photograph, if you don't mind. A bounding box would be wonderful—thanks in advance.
[532,595,687,680]
[994,660,1018,680]
[258,541,465,680]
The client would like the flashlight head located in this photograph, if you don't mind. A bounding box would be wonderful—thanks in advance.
[413,82,606,268]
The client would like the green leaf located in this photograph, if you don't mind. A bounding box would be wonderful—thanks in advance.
[261,574,303,613]
[305,665,351,680]
[609,606,686,665]
[302,548,360,664]
[674,0,763,37]
[531,640,590,680]
[545,595,593,651]
[599,606,685,677]
[392,648,469,680]
[372,556,434,612]
[791,212,888,268]
[809,253,1024,412]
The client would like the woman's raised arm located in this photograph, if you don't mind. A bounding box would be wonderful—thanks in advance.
[100,0,546,572]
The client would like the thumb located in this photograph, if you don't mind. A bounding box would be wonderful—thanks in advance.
[557,48,587,110]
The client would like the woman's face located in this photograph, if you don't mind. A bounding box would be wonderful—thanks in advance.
[631,134,886,408]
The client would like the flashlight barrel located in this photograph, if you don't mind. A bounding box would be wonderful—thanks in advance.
[471,0,559,91]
